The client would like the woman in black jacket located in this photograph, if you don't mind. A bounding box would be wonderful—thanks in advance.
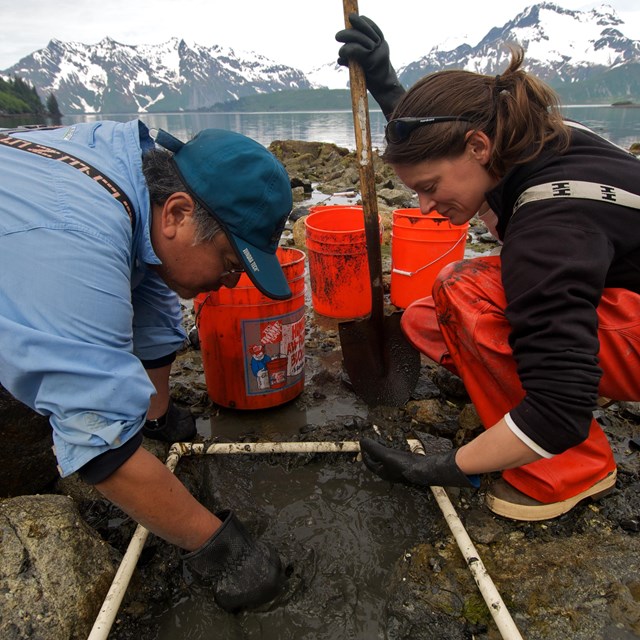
[337,15,640,520]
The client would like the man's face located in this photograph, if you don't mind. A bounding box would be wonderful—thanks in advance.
[150,194,244,299]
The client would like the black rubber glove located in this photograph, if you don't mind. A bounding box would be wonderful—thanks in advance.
[360,436,480,488]
[182,510,285,612]
[142,399,197,442]
[336,13,406,119]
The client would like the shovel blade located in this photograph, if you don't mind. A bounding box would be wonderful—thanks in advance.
[338,311,421,407]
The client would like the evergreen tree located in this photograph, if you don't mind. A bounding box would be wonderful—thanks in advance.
[46,92,62,117]
[0,75,46,115]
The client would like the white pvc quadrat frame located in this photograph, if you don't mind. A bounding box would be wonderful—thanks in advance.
[87,439,524,640]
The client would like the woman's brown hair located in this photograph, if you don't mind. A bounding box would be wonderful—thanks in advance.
[382,46,570,177]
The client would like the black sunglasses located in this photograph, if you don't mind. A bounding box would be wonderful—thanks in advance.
[385,116,472,144]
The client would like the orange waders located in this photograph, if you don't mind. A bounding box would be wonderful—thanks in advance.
[400,255,640,503]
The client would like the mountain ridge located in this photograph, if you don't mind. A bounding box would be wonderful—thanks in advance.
[396,2,640,100]
[2,2,640,114]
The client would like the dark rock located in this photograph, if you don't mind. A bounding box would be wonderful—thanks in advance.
[0,387,57,497]
[410,375,441,401]
[289,205,311,222]
[620,518,640,532]
[0,494,115,639]
[620,401,640,420]
[431,367,470,401]
[342,415,367,429]
[290,177,312,193]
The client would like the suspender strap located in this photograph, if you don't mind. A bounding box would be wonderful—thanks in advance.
[0,132,136,232]
[513,180,640,216]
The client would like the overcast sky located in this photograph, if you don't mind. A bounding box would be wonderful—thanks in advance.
[1,0,639,71]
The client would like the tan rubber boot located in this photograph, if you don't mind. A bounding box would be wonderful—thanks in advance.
[485,469,617,521]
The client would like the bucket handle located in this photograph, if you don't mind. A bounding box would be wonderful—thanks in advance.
[391,232,467,277]
[194,292,212,329]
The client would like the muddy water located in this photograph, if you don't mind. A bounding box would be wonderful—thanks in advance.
[152,456,457,639]
[195,394,365,441]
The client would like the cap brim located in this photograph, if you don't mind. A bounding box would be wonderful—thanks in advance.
[228,233,292,300]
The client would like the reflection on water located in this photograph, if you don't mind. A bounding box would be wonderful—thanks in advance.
[49,105,640,152]
[58,110,390,151]
[4,105,639,151]
[196,394,366,441]
[562,105,640,151]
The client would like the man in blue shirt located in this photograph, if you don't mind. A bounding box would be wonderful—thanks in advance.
[0,121,292,611]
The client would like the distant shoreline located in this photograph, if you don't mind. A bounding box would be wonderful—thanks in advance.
[2,105,633,118]
[611,100,640,108]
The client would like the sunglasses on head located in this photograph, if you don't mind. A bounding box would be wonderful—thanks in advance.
[385,116,472,144]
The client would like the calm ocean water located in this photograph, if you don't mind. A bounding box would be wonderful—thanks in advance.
[49,105,640,152]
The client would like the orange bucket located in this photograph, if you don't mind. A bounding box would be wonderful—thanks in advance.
[391,209,468,309]
[194,247,306,409]
[304,205,376,319]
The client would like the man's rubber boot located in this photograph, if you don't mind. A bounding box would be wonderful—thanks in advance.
[142,399,197,443]
[182,510,285,612]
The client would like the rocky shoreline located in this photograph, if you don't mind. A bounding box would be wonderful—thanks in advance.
[1,140,639,639]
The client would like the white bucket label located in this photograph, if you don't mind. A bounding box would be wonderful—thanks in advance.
[242,307,305,396]
[256,368,270,390]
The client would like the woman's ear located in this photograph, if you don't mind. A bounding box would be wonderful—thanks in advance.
[465,131,492,165]
[159,192,195,238]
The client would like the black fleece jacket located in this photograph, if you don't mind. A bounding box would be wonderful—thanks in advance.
[485,126,640,454]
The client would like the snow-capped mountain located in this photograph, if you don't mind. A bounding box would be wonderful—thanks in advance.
[3,37,312,114]
[306,62,349,90]
[2,2,640,113]
[398,3,640,103]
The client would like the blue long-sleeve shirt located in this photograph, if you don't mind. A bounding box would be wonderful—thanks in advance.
[0,120,186,476]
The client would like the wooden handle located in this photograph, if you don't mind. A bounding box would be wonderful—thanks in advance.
[343,0,385,318]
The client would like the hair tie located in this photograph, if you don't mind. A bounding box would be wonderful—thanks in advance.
[492,74,505,115]
[494,73,510,104]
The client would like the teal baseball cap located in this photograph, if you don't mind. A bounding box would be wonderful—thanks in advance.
[155,128,293,300]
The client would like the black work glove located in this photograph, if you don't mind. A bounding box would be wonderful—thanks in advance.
[142,399,197,443]
[182,510,285,612]
[360,435,480,488]
[335,13,406,119]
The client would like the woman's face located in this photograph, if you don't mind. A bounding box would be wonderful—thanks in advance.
[391,132,498,226]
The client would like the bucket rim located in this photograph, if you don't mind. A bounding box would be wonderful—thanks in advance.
[391,221,470,233]
[308,204,363,213]
[275,246,306,269]
[304,209,382,235]
[194,247,305,307]
[392,210,469,232]
[196,276,306,305]
[393,208,465,224]
[305,207,364,228]
[393,208,444,218]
